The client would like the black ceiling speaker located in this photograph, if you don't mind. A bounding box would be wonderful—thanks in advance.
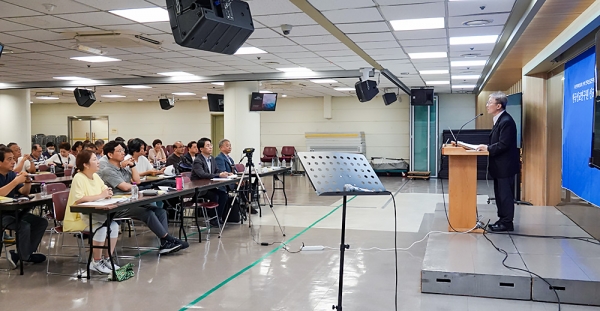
[383,92,397,106]
[355,80,379,102]
[166,0,254,55]
[159,98,174,110]
[73,88,96,107]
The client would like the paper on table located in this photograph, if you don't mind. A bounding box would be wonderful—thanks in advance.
[457,141,479,150]
[0,196,13,203]
[78,197,129,206]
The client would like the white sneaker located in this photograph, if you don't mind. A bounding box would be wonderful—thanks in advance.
[102,258,120,270]
[90,259,111,274]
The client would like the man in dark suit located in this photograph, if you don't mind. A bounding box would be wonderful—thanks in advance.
[477,92,520,232]
[215,139,258,216]
[191,137,231,227]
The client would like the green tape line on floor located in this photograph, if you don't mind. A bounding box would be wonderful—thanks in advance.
[179,196,356,311]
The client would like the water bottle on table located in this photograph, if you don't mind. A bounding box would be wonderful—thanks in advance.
[41,183,47,198]
[50,165,55,174]
[130,183,139,201]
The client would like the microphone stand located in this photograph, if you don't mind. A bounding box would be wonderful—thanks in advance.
[455,113,483,143]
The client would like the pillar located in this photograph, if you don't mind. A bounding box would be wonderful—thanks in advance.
[0,89,31,149]
[223,81,261,164]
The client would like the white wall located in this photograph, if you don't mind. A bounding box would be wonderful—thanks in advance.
[31,100,212,146]
[260,95,410,159]
[438,94,477,138]
[0,89,31,149]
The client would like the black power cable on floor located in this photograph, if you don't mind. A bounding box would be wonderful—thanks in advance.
[481,223,561,311]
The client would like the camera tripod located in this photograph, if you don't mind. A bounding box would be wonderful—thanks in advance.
[219,151,286,238]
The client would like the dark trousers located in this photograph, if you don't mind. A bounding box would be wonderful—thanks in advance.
[203,189,228,220]
[114,204,168,238]
[2,213,48,260]
[493,176,515,224]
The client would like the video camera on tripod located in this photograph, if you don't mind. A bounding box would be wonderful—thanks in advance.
[243,147,255,158]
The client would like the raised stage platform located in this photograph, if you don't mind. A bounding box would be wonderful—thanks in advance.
[422,203,600,306]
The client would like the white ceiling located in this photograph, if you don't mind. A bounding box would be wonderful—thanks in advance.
[0,0,519,102]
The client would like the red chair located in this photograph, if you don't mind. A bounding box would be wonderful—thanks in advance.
[166,145,174,156]
[34,173,57,181]
[46,183,67,194]
[279,146,295,165]
[38,164,49,172]
[235,164,245,173]
[162,145,169,157]
[64,168,73,177]
[260,147,278,165]
[181,172,192,179]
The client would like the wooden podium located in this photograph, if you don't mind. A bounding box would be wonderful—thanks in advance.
[441,145,488,233]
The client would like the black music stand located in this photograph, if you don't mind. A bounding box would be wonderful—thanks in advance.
[297,152,390,311]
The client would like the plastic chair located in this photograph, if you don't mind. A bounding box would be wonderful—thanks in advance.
[260,147,278,165]
[46,183,67,194]
[235,164,245,173]
[38,164,49,172]
[279,146,295,165]
[46,190,89,276]
[34,173,57,181]
[64,168,73,177]
[166,145,174,156]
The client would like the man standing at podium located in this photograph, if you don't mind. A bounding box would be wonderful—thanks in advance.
[476,92,519,232]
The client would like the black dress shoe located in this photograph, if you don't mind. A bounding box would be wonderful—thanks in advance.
[488,222,514,232]
[251,208,258,214]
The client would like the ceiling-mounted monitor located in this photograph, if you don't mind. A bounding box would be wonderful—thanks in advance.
[207,93,224,112]
[410,88,434,106]
[250,92,277,111]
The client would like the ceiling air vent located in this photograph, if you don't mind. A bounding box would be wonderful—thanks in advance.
[72,31,162,50]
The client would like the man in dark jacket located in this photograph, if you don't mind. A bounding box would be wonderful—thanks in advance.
[477,92,520,232]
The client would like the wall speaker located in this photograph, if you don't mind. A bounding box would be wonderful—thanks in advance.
[73,88,96,107]
[166,0,254,55]
[383,93,397,106]
[355,80,379,102]
[159,98,174,110]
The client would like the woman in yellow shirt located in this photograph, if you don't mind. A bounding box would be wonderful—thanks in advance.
[64,150,120,274]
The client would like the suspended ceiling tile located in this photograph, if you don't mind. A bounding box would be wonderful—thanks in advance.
[322,7,383,23]
[291,35,341,45]
[303,43,349,51]
[337,22,390,34]
[347,32,396,42]
[248,0,303,16]
[73,0,155,10]
[0,2,44,18]
[277,25,331,37]
[6,15,84,29]
[394,28,447,40]
[55,11,134,26]
[379,2,445,20]
[448,0,516,17]
[399,38,447,47]
[6,29,66,41]
[448,25,504,37]
[246,37,297,47]
[355,41,400,50]
[254,13,317,28]
[0,18,36,31]
[308,0,375,11]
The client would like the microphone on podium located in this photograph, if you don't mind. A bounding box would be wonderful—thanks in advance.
[456,113,484,143]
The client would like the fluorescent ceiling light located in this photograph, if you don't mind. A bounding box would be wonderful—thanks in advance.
[334,87,355,91]
[452,75,480,79]
[202,96,207,99]
[276,67,313,73]
[157,71,195,77]
[310,79,338,83]
[282,94,288,97]
[101,95,126,98]
[36,96,59,100]
[61,87,76,91]
[234,47,267,55]
[451,60,487,67]
[77,45,105,55]
[123,85,152,89]
[109,7,169,23]
[53,76,91,81]
[425,81,450,85]
[172,92,196,95]
[408,52,447,59]
[138,98,143,101]
[211,82,225,86]
[71,56,121,63]
[259,90,273,94]
[452,84,476,88]
[450,35,498,45]
[419,70,449,75]
[390,17,444,31]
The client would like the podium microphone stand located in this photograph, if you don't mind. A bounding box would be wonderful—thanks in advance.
[297,152,390,311]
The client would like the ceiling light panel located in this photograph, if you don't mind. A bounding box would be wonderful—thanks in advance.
[390,17,445,31]
[71,56,121,63]
[122,85,152,89]
[408,52,447,59]
[426,81,450,85]
[109,7,170,23]
[452,75,480,79]
[450,35,498,45]
[451,60,487,67]
[172,92,196,95]
[234,47,268,55]
[420,70,449,75]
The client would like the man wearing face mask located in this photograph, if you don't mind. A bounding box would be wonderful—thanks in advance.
[42,142,56,159]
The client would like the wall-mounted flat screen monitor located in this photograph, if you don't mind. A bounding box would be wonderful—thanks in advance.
[590,29,600,169]
[207,93,224,112]
[250,92,277,111]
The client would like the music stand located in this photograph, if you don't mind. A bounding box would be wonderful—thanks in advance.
[297,152,390,311]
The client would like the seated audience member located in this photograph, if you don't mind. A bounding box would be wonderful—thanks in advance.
[114,137,125,143]
[46,142,76,170]
[83,142,96,152]
[148,139,167,164]
[7,143,29,173]
[182,141,198,166]
[42,142,56,159]
[126,138,163,177]
[94,139,104,160]
[71,141,83,157]
[166,141,185,167]
[64,150,120,274]
[191,138,231,227]
[98,141,186,254]
[21,144,45,173]
[0,147,47,268]
[215,139,256,216]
